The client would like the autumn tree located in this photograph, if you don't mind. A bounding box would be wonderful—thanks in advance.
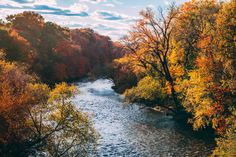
[180,0,235,134]
[0,51,97,156]
[177,0,235,155]
[6,11,44,48]
[1,11,119,83]
[173,0,220,68]
[115,6,184,114]
[115,1,235,155]
[26,83,97,157]
[0,52,39,155]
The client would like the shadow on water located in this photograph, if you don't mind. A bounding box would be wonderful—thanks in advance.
[73,79,215,157]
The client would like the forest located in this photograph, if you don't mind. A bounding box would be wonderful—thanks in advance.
[0,0,235,156]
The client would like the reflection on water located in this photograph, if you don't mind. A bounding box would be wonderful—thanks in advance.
[73,79,214,157]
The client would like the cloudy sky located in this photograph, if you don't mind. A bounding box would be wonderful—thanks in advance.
[0,0,188,40]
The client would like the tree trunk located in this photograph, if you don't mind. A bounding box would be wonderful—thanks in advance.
[170,83,181,112]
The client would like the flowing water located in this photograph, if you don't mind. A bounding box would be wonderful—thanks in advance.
[73,79,214,157]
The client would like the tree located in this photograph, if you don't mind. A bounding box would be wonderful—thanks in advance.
[212,125,236,157]
[173,0,219,68]
[124,76,175,112]
[0,53,97,156]
[179,1,236,155]
[115,5,183,113]
[1,11,119,84]
[6,11,44,48]
[181,0,236,133]
[0,54,39,156]
[26,83,97,157]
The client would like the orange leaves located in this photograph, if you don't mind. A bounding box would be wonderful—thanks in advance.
[181,0,198,15]
[0,61,33,112]
[195,56,214,79]
[195,56,210,68]
[10,29,29,46]
[197,35,212,50]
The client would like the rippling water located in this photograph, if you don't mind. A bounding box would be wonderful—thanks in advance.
[73,79,214,157]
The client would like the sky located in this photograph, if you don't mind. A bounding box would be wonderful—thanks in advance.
[0,0,189,40]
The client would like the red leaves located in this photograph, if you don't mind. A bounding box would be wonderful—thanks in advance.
[53,63,67,81]
[207,85,233,134]
[1,12,119,82]
[215,117,227,134]
[55,41,81,57]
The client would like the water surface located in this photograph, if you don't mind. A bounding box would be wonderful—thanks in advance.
[73,79,214,157]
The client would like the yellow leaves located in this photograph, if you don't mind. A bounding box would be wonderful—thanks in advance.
[114,54,146,75]
[26,83,50,104]
[48,82,78,104]
[181,65,235,134]
[181,69,215,129]
[124,76,166,102]
[168,40,185,91]
[48,109,63,121]
[165,81,172,95]
[193,115,208,130]
[24,82,98,156]
[170,65,185,77]
[114,55,132,65]
[216,0,236,34]
[0,49,6,60]
[169,40,185,64]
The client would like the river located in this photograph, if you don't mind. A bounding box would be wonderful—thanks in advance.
[73,79,214,157]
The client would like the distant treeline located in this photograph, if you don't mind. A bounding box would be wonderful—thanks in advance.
[0,11,123,84]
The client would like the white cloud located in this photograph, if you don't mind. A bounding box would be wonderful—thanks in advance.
[32,0,57,6]
[69,3,89,12]
[163,0,171,5]
[147,4,155,9]
[0,0,150,40]
[0,9,24,19]
[0,0,58,8]
[0,0,23,7]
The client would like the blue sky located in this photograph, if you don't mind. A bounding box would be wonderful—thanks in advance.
[0,0,188,40]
